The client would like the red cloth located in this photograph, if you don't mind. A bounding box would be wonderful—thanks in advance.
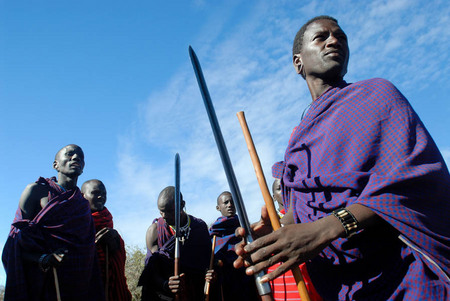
[92,207,131,301]
[268,263,322,301]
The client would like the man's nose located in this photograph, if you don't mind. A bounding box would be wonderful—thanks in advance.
[326,34,340,47]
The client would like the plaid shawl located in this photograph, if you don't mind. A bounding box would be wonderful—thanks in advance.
[273,78,450,300]
[2,177,104,301]
[152,215,211,272]
[92,207,131,301]
[209,215,240,254]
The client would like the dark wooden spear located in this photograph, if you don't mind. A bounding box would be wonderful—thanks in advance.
[189,46,273,301]
[174,153,181,301]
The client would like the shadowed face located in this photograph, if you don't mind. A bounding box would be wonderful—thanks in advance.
[216,192,236,217]
[272,178,283,207]
[82,180,107,212]
[294,19,349,81]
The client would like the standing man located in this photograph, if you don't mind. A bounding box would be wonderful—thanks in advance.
[138,186,211,301]
[2,144,104,300]
[208,191,258,300]
[81,179,132,301]
[235,16,450,300]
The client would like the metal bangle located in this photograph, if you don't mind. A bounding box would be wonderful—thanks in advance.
[38,254,50,272]
[332,208,359,238]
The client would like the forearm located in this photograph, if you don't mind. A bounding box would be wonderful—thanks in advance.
[316,203,383,243]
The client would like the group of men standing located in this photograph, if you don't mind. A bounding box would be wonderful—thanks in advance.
[2,14,450,301]
[2,144,131,301]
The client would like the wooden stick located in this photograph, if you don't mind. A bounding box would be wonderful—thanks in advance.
[53,267,61,301]
[105,245,109,301]
[237,111,311,301]
[204,235,217,301]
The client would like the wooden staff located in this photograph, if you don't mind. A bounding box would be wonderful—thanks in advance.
[52,252,65,301]
[237,111,311,301]
[105,245,109,301]
[204,235,217,301]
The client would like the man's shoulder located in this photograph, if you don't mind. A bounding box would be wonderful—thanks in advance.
[351,78,396,91]
[189,214,207,226]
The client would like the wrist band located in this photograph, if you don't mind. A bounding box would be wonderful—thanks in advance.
[38,254,50,272]
[332,208,359,238]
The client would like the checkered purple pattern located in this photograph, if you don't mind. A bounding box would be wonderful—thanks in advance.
[272,78,450,300]
[209,215,241,254]
[2,177,103,300]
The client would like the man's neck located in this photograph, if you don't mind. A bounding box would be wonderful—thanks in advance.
[57,173,78,191]
[306,76,342,101]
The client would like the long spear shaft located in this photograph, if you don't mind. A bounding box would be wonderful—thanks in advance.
[174,153,181,301]
[237,111,311,301]
[189,46,273,300]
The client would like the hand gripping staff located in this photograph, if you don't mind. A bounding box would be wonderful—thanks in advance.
[189,46,273,301]
[174,153,181,301]
[237,111,311,301]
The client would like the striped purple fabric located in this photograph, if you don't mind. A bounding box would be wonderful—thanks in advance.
[209,215,240,254]
[151,216,211,272]
[2,177,103,301]
[272,78,450,300]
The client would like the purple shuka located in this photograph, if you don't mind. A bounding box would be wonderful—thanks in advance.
[272,78,450,300]
[2,177,104,301]
[209,215,240,254]
[147,215,211,272]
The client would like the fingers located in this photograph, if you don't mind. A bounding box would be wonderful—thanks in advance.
[259,259,296,283]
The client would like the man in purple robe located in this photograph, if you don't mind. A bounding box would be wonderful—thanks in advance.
[234,16,450,300]
[139,186,211,301]
[208,191,258,300]
[2,144,104,301]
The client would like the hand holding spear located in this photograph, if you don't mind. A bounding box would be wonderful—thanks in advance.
[237,111,311,301]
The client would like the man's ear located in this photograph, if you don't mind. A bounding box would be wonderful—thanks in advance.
[293,54,303,75]
[52,160,59,171]
[216,205,220,211]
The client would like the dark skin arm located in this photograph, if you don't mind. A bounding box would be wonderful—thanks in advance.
[145,223,159,254]
[234,203,383,282]
[19,183,49,220]
[18,182,67,267]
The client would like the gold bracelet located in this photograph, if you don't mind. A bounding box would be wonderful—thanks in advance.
[332,208,359,238]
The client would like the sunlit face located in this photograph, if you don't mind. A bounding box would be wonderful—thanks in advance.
[294,19,349,81]
[82,181,107,212]
[216,193,236,217]
[53,144,85,176]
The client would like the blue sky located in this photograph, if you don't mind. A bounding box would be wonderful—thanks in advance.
[1,0,449,287]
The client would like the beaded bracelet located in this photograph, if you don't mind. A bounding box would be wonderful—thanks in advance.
[38,254,50,272]
[332,208,359,238]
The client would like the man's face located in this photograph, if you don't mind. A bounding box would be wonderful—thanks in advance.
[83,181,107,212]
[158,197,176,226]
[216,193,236,217]
[53,145,85,176]
[294,19,349,81]
[272,179,283,207]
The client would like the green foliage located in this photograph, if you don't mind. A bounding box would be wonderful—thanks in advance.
[125,244,146,301]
